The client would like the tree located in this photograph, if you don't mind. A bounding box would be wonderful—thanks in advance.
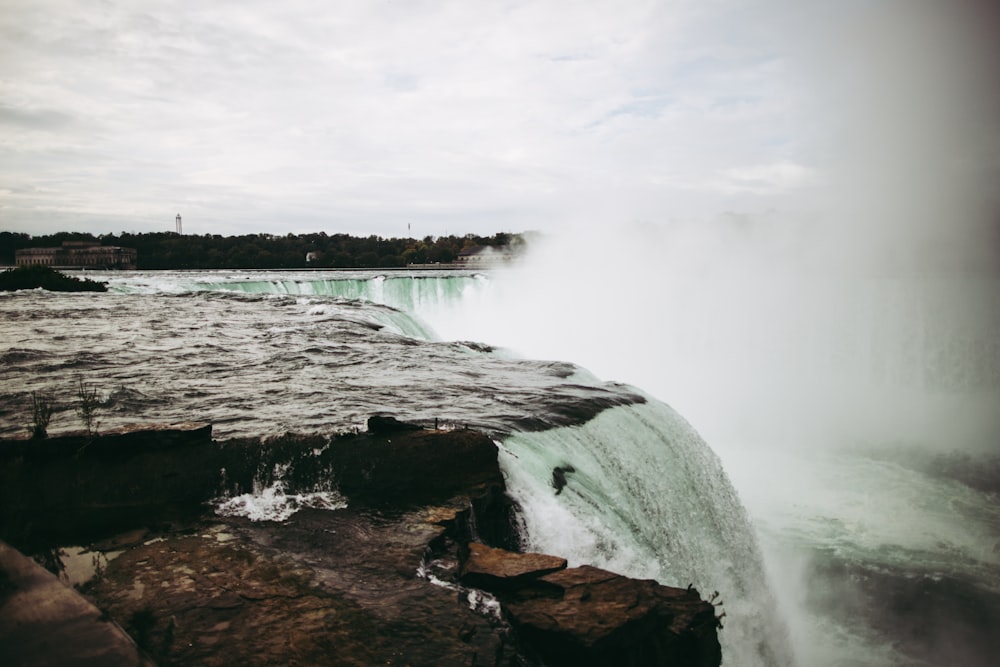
[8,230,527,269]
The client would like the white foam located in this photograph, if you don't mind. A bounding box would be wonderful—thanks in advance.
[214,480,346,522]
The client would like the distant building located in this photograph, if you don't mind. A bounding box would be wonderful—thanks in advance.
[15,241,138,270]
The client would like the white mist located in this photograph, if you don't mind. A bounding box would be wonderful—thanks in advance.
[422,3,1000,664]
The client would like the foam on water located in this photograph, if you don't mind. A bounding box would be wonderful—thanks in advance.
[214,464,347,523]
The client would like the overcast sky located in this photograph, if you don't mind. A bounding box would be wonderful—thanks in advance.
[1,0,996,238]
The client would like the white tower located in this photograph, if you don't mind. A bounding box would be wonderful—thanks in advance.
[175,213,182,235]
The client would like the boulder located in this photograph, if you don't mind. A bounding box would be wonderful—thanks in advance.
[366,415,423,434]
[0,540,155,666]
[488,560,721,667]
[459,542,567,591]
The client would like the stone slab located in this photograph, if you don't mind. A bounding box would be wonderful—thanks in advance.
[0,540,155,667]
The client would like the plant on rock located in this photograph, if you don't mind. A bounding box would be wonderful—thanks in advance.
[30,391,56,439]
[75,379,104,437]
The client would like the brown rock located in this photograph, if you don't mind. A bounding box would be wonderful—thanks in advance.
[83,511,518,667]
[459,542,567,591]
[504,565,721,667]
[0,540,155,667]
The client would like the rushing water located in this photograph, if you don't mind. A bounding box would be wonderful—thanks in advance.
[2,268,998,666]
[0,270,641,438]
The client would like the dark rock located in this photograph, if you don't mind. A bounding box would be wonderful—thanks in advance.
[456,541,721,666]
[0,423,216,549]
[329,428,503,505]
[366,414,423,434]
[503,563,721,667]
[552,464,575,495]
[460,542,567,591]
[0,265,107,292]
[0,422,213,462]
[466,483,522,551]
[0,423,502,547]
[0,540,155,666]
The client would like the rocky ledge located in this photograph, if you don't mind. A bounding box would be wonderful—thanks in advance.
[0,417,722,666]
[460,543,720,666]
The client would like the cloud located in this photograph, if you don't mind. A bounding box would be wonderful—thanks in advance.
[0,1,995,239]
[0,104,76,130]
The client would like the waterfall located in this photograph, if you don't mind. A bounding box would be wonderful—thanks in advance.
[97,268,803,662]
[83,253,1000,664]
[189,273,484,314]
[499,400,794,666]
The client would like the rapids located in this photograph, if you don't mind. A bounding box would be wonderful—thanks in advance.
[0,272,641,439]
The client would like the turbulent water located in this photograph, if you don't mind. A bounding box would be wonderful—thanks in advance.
[2,268,998,666]
[0,270,642,438]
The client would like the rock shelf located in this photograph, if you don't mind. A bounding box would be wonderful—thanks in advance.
[0,418,721,666]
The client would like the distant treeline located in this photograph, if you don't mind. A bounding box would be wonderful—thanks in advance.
[0,230,524,270]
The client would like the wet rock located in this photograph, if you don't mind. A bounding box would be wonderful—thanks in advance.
[460,542,567,591]
[0,422,212,461]
[366,414,423,434]
[0,540,154,667]
[503,564,721,667]
[1,423,503,547]
[83,512,521,667]
[458,549,721,667]
[0,265,108,292]
[329,428,503,505]
[464,484,522,552]
[0,423,217,549]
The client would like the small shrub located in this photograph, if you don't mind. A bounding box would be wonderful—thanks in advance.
[30,391,56,439]
[75,379,103,436]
